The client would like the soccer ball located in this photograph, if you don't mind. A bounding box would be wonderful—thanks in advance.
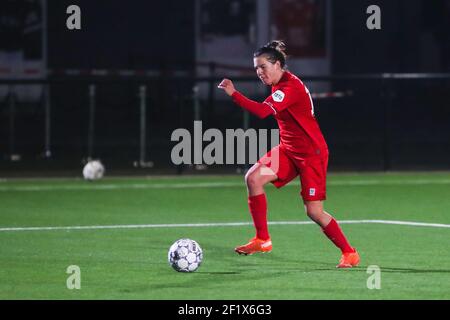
[168,238,203,272]
[82,160,105,181]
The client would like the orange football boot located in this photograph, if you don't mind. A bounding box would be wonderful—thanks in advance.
[235,237,272,255]
[336,250,360,268]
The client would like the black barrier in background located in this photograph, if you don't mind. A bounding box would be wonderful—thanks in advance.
[0,73,449,175]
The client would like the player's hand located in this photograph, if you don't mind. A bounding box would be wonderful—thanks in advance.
[217,78,236,97]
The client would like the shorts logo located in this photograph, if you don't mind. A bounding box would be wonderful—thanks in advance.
[309,188,316,196]
[272,90,285,102]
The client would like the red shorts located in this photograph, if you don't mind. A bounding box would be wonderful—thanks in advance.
[258,145,329,201]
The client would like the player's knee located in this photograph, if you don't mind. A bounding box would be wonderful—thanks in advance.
[245,171,261,189]
[306,209,318,220]
[304,204,323,221]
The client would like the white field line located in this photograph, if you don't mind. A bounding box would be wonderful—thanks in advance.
[0,219,449,232]
[1,179,450,192]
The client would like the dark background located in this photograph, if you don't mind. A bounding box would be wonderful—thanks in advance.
[1,0,449,176]
[48,0,196,70]
[44,0,450,73]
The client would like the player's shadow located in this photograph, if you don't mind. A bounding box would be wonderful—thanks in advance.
[208,243,346,272]
[197,271,241,275]
[207,250,346,274]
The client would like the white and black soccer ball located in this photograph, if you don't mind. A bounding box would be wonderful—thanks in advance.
[82,160,105,181]
[168,238,203,272]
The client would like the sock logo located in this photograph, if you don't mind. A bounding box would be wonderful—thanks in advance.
[309,188,316,196]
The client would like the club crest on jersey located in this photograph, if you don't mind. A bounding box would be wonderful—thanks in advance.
[272,90,285,102]
[309,188,316,196]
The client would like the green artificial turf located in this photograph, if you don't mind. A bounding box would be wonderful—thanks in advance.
[0,172,449,299]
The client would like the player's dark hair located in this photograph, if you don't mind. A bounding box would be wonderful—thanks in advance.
[254,40,287,68]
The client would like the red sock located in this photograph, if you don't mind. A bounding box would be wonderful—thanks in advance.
[322,218,355,253]
[248,193,270,240]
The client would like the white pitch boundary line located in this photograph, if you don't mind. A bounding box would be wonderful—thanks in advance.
[0,219,449,232]
[1,179,450,192]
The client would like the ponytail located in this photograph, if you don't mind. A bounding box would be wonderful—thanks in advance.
[254,40,287,68]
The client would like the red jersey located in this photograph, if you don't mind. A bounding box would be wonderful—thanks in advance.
[232,71,328,157]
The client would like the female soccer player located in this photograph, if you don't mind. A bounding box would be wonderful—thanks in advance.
[217,40,360,268]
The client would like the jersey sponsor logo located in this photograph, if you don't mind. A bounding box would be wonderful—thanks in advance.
[309,188,316,196]
[272,90,285,102]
